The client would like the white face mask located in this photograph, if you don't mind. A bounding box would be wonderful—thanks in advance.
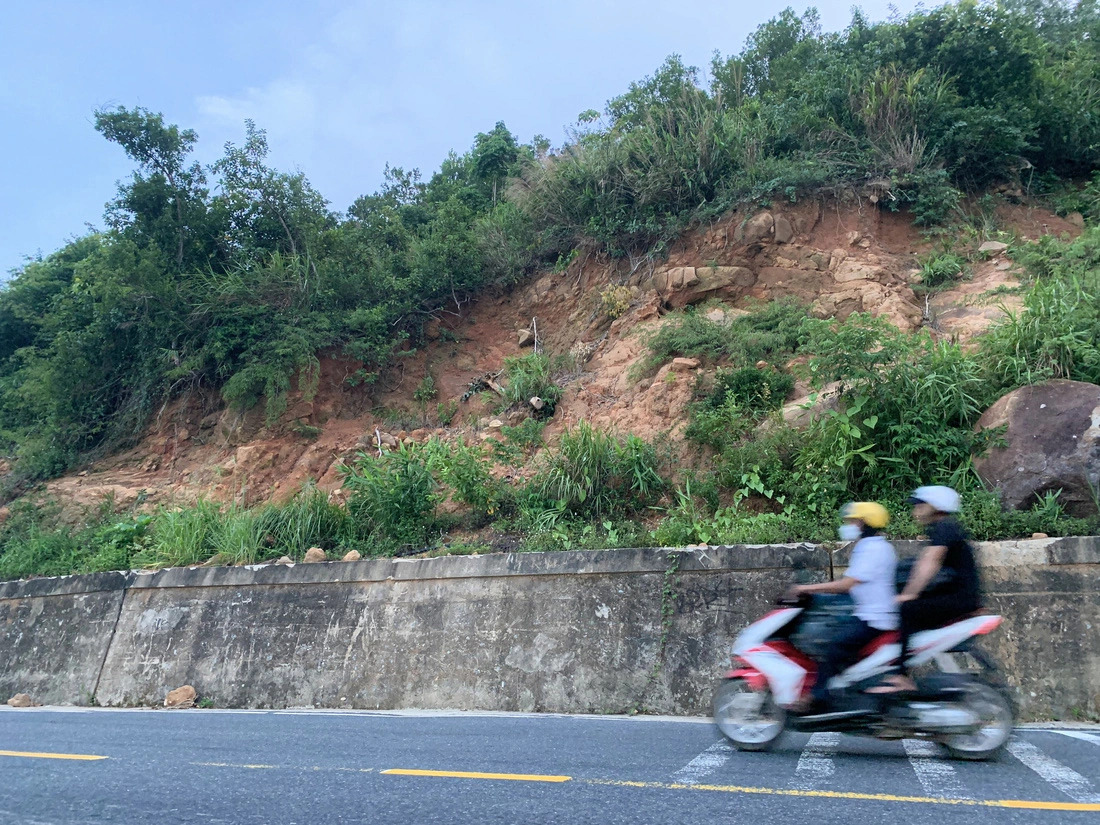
[838,523,862,542]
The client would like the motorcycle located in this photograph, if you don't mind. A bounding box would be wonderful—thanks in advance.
[712,594,1015,760]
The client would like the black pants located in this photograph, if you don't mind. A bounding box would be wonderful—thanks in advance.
[813,615,880,704]
[897,591,978,676]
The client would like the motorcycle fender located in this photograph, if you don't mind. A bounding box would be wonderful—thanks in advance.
[915,672,976,699]
[725,668,767,691]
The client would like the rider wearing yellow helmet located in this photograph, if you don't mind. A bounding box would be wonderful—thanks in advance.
[788,501,899,713]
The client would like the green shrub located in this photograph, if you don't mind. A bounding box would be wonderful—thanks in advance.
[535,421,664,518]
[343,442,439,555]
[981,230,1100,388]
[501,417,547,452]
[705,367,793,416]
[502,352,563,413]
[917,250,968,289]
[424,438,505,521]
[644,300,806,374]
[134,499,222,568]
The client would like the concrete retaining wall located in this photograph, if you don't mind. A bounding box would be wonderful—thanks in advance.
[1,539,1097,719]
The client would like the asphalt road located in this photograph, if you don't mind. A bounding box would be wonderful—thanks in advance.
[1,707,1098,824]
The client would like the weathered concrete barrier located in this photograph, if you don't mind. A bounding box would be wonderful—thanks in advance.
[1,539,1097,719]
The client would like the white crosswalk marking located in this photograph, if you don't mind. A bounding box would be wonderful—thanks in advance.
[1007,737,1100,803]
[671,741,733,785]
[1050,730,1100,747]
[903,739,972,799]
[790,732,839,790]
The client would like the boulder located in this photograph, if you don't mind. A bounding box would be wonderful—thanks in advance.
[7,693,37,708]
[735,211,774,244]
[518,329,536,347]
[670,357,700,373]
[979,241,1009,255]
[973,380,1100,517]
[779,383,843,429]
[165,685,197,708]
[303,547,328,563]
[342,550,362,562]
[773,215,794,244]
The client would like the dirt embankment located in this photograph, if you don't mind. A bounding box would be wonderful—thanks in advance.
[38,199,1080,520]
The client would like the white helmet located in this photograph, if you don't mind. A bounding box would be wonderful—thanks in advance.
[909,485,961,513]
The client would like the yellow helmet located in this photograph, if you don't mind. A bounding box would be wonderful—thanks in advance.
[841,501,890,529]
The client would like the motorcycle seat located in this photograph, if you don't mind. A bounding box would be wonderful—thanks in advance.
[858,630,900,658]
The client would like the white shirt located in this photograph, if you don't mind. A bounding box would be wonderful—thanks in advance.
[844,534,899,631]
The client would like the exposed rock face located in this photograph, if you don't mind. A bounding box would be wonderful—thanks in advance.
[974,380,1100,516]
[165,685,197,708]
[650,265,756,308]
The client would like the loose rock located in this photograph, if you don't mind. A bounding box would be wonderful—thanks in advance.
[342,550,362,562]
[7,693,37,708]
[979,241,1009,255]
[671,357,700,373]
[165,685,197,709]
[303,547,327,563]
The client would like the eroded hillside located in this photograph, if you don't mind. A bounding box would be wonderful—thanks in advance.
[36,199,1080,524]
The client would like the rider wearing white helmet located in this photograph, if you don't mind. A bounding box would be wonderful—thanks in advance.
[870,485,982,694]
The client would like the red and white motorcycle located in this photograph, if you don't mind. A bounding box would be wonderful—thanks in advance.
[712,596,1015,759]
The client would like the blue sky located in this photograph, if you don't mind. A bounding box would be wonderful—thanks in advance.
[1,0,913,275]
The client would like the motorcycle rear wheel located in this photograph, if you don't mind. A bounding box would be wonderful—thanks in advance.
[936,681,1015,760]
[712,678,786,751]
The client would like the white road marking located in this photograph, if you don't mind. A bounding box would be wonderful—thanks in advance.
[671,741,733,785]
[903,739,972,799]
[790,732,838,790]
[1007,737,1100,803]
[1050,730,1100,747]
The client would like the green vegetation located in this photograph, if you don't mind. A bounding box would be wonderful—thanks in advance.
[2,2,1100,579]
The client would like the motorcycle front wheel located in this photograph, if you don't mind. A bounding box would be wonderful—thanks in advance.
[712,678,786,751]
[936,681,1015,760]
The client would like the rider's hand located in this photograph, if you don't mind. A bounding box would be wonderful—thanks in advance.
[896,593,917,603]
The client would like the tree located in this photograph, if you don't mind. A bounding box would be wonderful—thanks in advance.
[472,122,519,204]
[213,120,334,273]
[95,106,212,270]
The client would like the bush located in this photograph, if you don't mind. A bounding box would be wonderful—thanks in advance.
[705,367,793,417]
[534,421,664,518]
[502,352,563,413]
[917,250,968,289]
[425,438,506,522]
[644,300,806,373]
[343,443,439,556]
[980,229,1100,388]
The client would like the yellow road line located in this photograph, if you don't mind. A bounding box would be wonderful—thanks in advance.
[0,750,107,761]
[585,778,1100,812]
[382,768,571,783]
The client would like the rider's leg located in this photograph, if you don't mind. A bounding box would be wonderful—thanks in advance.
[872,592,977,693]
[812,615,878,707]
